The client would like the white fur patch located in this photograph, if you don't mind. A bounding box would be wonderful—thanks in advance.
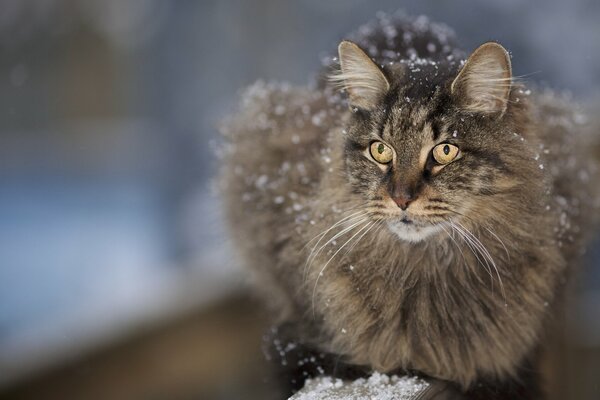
[387,221,442,242]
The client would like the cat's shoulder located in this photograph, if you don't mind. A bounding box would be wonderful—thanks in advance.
[220,80,342,158]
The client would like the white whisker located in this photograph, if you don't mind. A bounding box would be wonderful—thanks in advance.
[451,221,494,282]
[343,219,381,256]
[303,212,365,269]
[311,220,372,316]
[454,221,507,303]
[484,226,510,261]
[304,216,368,280]
[302,211,365,252]
[437,223,469,270]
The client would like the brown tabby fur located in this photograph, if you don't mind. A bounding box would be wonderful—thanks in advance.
[219,13,600,397]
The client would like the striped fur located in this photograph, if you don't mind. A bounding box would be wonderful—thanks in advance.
[220,13,600,399]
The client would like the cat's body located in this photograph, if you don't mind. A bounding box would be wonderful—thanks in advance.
[220,13,600,399]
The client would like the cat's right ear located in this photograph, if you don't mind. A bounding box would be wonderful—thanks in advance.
[331,41,390,111]
[451,42,512,114]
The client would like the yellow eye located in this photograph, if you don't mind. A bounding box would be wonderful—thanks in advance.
[432,143,460,164]
[369,141,393,164]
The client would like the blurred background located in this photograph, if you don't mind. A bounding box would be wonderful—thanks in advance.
[0,0,598,399]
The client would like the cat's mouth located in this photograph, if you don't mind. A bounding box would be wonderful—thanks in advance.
[400,217,413,225]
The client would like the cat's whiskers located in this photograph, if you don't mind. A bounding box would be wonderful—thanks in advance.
[450,221,495,285]
[302,210,365,253]
[453,221,507,303]
[304,215,369,281]
[438,205,510,295]
[306,215,367,264]
[484,226,511,261]
[444,207,512,263]
[344,218,384,256]
[439,222,488,288]
[458,211,512,264]
[452,222,493,272]
[436,222,470,272]
[311,219,373,317]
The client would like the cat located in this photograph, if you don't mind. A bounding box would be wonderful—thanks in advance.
[219,12,600,399]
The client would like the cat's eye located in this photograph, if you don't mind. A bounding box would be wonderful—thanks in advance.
[432,143,459,165]
[369,141,393,164]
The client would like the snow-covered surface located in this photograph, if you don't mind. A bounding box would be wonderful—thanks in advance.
[291,373,430,400]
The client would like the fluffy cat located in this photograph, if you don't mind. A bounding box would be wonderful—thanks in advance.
[219,13,600,399]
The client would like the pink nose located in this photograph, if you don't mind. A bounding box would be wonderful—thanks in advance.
[392,196,413,210]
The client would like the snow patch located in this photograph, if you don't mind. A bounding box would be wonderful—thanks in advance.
[290,372,429,400]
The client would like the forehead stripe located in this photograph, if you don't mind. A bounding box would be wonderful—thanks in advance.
[431,120,442,141]
[378,107,393,139]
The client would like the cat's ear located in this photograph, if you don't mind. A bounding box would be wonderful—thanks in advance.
[451,42,512,114]
[333,40,390,111]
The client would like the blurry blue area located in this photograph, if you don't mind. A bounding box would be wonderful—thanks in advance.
[0,179,168,338]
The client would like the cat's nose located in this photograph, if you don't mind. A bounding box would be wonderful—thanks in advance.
[390,175,420,210]
[392,195,414,210]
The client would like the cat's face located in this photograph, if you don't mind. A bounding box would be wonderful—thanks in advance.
[335,41,539,242]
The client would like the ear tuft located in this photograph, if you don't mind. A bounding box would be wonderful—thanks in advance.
[451,42,512,114]
[330,41,390,111]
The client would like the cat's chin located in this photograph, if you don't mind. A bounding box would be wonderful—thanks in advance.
[386,220,441,243]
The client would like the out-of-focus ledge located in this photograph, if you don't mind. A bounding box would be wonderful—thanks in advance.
[0,266,246,389]
[0,289,272,400]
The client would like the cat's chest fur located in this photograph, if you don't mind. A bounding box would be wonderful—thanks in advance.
[301,207,559,387]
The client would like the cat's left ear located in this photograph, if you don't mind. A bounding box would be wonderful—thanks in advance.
[333,40,390,111]
[451,42,512,114]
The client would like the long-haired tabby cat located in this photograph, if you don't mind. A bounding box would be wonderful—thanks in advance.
[220,13,600,400]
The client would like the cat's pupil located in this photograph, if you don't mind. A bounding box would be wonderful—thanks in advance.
[378,144,385,154]
[443,145,450,155]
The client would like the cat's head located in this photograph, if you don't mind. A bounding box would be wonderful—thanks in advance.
[332,41,541,242]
